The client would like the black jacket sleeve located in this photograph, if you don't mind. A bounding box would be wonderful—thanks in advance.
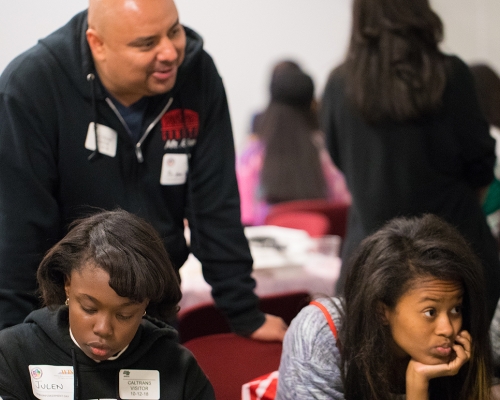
[0,52,63,329]
[186,55,265,335]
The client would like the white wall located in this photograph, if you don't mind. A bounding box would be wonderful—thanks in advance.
[1,1,499,153]
[0,1,88,69]
[432,0,500,70]
[175,0,352,152]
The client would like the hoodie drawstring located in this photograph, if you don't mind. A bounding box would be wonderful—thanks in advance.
[71,347,80,400]
[86,73,100,161]
[179,97,201,257]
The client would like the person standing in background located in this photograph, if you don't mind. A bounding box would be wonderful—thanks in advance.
[237,61,350,226]
[0,0,287,340]
[469,63,500,241]
[320,0,500,320]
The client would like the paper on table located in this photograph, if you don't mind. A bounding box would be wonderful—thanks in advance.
[245,225,315,269]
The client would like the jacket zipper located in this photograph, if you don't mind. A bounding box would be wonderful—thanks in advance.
[105,97,174,163]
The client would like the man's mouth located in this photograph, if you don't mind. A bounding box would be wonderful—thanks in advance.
[152,66,176,81]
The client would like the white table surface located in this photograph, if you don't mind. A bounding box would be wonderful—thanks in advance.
[179,226,342,310]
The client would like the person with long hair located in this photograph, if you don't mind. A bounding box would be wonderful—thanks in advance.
[469,64,500,239]
[470,64,500,131]
[277,214,492,399]
[320,0,500,320]
[237,61,350,226]
[0,209,215,399]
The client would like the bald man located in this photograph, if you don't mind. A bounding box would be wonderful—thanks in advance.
[0,0,287,341]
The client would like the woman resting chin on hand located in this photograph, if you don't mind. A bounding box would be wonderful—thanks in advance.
[276,214,492,400]
[406,330,472,399]
[380,276,472,400]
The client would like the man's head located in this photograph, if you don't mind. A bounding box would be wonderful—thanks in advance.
[87,0,186,106]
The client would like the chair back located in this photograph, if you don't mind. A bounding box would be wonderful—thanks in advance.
[184,333,282,400]
[264,210,330,237]
[178,290,311,343]
[265,199,350,239]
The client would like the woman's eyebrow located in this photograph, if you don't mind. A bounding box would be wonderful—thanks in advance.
[417,295,464,304]
[80,294,139,307]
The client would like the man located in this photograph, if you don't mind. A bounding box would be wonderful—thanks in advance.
[0,0,286,341]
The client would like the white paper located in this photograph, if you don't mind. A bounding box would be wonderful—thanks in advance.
[160,153,188,185]
[29,365,74,400]
[119,369,160,400]
[85,122,118,158]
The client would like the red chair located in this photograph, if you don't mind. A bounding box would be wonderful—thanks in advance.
[177,290,311,343]
[264,210,330,237]
[183,333,282,400]
[265,199,350,239]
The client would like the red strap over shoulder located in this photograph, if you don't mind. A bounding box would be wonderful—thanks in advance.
[309,300,338,340]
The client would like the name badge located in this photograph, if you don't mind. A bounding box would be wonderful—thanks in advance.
[119,370,160,399]
[85,122,118,158]
[160,153,188,185]
[29,365,74,400]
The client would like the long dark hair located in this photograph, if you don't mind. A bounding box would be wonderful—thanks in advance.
[344,0,447,124]
[469,63,500,129]
[341,214,491,400]
[37,209,182,322]
[259,61,327,203]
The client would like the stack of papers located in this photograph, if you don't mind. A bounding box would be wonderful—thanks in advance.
[244,225,314,269]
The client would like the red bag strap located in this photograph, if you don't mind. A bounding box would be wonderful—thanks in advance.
[309,300,338,340]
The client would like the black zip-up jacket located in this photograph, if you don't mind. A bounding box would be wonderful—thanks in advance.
[0,10,264,334]
[0,307,215,399]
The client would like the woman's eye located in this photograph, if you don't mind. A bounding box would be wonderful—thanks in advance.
[81,306,97,315]
[424,309,435,317]
[117,314,133,321]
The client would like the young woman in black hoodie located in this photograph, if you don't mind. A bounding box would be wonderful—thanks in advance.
[0,209,215,400]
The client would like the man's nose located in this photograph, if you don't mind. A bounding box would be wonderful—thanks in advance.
[157,38,177,63]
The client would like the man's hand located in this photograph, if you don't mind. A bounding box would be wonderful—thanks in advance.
[249,314,288,342]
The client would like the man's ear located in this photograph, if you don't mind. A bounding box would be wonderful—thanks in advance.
[86,28,106,61]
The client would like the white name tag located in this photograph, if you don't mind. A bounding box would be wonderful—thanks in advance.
[160,153,188,185]
[29,365,74,400]
[119,369,160,399]
[85,123,118,158]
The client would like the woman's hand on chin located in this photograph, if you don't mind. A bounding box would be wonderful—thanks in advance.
[405,330,471,400]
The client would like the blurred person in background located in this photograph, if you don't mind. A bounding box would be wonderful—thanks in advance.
[320,0,500,320]
[237,61,350,226]
[470,63,500,241]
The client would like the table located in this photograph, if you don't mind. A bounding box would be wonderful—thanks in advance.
[179,225,342,310]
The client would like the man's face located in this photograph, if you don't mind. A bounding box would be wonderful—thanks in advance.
[88,0,186,106]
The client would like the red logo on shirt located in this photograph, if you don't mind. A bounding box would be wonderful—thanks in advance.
[161,109,199,141]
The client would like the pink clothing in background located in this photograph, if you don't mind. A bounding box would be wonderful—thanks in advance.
[236,137,351,226]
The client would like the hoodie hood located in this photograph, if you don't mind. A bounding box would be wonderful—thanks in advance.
[26,306,178,368]
[0,307,215,399]
[37,9,204,102]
